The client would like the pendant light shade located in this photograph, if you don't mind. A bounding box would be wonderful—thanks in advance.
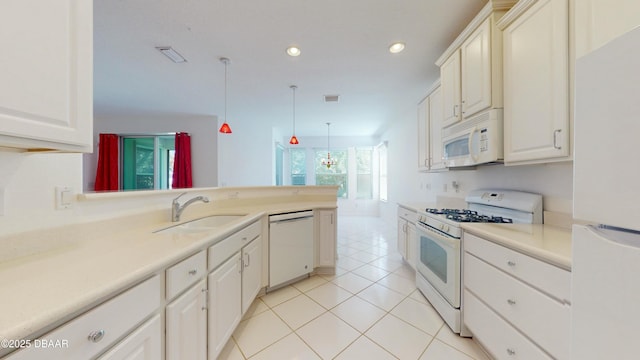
[321,122,336,169]
[218,57,232,134]
[289,85,299,145]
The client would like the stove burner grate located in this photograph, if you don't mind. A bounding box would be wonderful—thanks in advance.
[425,208,513,224]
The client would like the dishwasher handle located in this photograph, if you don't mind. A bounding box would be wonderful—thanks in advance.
[269,210,314,223]
[270,216,313,224]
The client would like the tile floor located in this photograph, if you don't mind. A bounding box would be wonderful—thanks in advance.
[218,216,491,360]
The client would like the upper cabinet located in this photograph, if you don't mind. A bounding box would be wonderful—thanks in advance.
[437,0,514,128]
[575,0,640,59]
[0,1,93,152]
[499,0,570,165]
[417,81,447,172]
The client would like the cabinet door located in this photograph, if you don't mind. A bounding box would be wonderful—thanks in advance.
[0,0,92,152]
[503,0,569,164]
[575,0,640,58]
[318,209,337,268]
[461,18,492,118]
[97,315,162,360]
[396,218,407,259]
[428,86,446,170]
[406,222,417,270]
[242,237,262,314]
[440,50,462,128]
[417,97,430,170]
[208,253,242,360]
[166,280,207,360]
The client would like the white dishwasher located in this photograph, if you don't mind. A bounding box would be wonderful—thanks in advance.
[269,210,314,288]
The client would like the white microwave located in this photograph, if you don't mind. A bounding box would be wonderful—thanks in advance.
[442,109,504,167]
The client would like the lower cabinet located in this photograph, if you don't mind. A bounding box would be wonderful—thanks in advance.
[208,236,262,360]
[97,315,162,360]
[397,206,417,269]
[316,209,337,269]
[208,252,243,360]
[463,232,571,359]
[166,279,207,360]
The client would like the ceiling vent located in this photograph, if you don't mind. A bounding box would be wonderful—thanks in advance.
[324,95,340,103]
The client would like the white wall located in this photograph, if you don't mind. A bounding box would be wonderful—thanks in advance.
[84,114,218,191]
[217,117,273,187]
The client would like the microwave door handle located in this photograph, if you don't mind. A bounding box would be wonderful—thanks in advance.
[468,127,480,162]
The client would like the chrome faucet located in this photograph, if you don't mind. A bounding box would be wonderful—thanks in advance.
[172,192,210,222]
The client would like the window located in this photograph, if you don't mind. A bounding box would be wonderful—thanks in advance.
[315,149,348,198]
[275,144,284,185]
[121,135,175,190]
[290,148,306,185]
[377,142,388,202]
[356,148,373,199]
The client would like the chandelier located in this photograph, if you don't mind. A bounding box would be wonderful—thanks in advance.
[321,122,336,169]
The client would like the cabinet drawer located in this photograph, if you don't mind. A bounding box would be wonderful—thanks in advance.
[398,207,417,222]
[97,315,162,360]
[464,290,553,360]
[209,221,261,270]
[6,276,161,360]
[465,253,570,359]
[464,232,571,302]
[166,251,207,301]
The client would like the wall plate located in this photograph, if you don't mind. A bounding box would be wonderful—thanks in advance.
[55,186,74,210]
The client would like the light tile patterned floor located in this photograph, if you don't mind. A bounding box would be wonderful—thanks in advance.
[218,216,491,360]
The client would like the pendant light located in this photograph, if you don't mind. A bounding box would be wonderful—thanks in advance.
[218,57,232,134]
[321,122,336,169]
[289,85,299,145]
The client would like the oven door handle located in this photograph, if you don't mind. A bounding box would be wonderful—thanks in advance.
[417,222,460,249]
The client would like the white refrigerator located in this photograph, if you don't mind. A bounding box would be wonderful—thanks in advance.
[572,26,640,359]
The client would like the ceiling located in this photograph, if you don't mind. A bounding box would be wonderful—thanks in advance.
[94,0,487,138]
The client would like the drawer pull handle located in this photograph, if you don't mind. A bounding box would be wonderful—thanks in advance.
[507,260,516,267]
[242,236,248,241]
[507,299,516,305]
[88,330,105,343]
[506,348,516,356]
[188,269,198,276]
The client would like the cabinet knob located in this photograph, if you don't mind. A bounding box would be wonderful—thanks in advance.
[507,299,516,305]
[506,348,516,356]
[88,330,105,343]
[507,260,516,267]
[188,269,198,276]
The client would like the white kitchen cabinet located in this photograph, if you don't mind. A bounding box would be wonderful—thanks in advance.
[242,237,262,314]
[208,252,242,360]
[316,209,337,269]
[438,4,509,129]
[0,0,93,152]
[500,0,570,165]
[97,315,162,360]
[463,232,571,359]
[428,85,446,171]
[166,280,207,360]
[4,276,161,360]
[397,206,417,269]
[417,96,430,171]
[440,51,462,128]
[460,18,494,119]
[575,0,640,59]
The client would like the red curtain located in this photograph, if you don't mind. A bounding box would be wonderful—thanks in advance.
[173,132,193,188]
[94,134,119,191]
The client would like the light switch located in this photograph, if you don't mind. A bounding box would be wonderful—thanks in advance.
[56,186,74,210]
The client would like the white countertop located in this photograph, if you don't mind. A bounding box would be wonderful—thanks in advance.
[0,199,336,347]
[461,223,572,270]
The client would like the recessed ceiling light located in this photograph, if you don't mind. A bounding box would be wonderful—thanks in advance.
[286,46,301,57]
[156,46,187,63]
[389,42,405,54]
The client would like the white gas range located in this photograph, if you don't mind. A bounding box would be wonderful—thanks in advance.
[415,190,543,336]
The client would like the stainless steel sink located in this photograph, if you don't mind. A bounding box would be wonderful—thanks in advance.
[155,214,246,234]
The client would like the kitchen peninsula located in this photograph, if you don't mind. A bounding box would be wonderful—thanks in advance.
[0,186,337,359]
